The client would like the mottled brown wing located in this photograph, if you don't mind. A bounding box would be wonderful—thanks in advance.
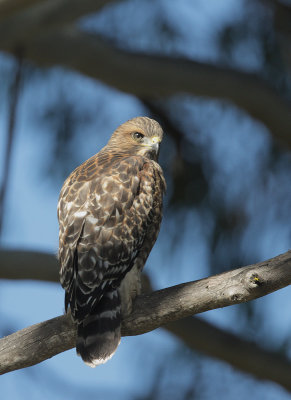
[58,155,165,323]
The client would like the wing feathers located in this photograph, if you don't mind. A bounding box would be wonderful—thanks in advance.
[58,154,165,364]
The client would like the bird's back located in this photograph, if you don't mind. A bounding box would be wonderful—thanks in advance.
[58,117,165,366]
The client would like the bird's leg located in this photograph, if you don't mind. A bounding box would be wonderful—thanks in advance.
[118,264,142,318]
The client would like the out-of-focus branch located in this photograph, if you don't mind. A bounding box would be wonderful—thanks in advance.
[0,0,43,20]
[1,250,291,385]
[0,0,120,45]
[0,2,290,147]
[166,316,291,390]
[0,57,22,239]
[2,28,289,147]
[0,249,58,281]
[273,1,291,71]
[261,0,291,70]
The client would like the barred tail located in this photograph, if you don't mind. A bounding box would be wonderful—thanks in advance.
[76,288,121,367]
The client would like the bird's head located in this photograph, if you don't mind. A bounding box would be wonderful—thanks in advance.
[107,117,164,161]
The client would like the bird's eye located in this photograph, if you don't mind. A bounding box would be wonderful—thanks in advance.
[132,132,144,141]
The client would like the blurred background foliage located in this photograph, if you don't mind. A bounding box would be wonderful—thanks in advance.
[1,0,291,399]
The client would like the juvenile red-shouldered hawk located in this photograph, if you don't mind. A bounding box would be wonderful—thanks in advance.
[58,117,166,367]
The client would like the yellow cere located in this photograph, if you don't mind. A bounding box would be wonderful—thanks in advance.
[151,136,161,144]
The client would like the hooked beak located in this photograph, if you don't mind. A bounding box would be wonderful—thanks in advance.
[151,136,161,153]
[143,136,161,154]
[138,135,162,160]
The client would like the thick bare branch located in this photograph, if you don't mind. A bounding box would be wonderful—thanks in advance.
[1,250,291,385]
[2,248,291,387]
[3,28,289,147]
[123,250,291,335]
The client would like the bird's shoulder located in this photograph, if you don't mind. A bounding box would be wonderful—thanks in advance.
[58,153,164,214]
[62,152,162,190]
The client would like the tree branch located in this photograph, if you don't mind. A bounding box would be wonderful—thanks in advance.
[0,0,119,45]
[2,28,289,147]
[0,57,23,239]
[166,316,291,391]
[0,249,58,281]
[123,250,291,335]
[0,0,44,20]
[1,250,291,385]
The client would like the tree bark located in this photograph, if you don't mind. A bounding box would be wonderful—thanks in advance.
[1,249,291,391]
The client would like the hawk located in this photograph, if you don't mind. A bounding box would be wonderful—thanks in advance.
[58,117,166,367]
